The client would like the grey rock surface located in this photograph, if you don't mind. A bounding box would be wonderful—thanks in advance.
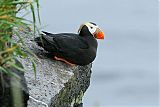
[16,27,92,107]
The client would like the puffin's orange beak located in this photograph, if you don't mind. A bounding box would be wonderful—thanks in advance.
[95,29,104,39]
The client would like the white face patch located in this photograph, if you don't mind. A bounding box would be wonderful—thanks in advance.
[85,22,98,35]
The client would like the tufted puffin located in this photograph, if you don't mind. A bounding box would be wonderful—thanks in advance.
[35,22,104,66]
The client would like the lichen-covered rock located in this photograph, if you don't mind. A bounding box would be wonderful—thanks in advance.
[49,65,92,107]
[0,60,29,107]
[16,27,92,107]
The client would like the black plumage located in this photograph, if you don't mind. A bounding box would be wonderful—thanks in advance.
[35,25,98,66]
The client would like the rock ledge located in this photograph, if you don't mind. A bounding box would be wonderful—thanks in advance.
[17,28,92,107]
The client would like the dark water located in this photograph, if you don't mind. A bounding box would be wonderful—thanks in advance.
[30,0,159,107]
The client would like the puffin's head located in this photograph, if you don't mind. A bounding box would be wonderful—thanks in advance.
[78,22,104,39]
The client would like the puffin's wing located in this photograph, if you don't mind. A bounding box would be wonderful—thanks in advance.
[43,33,89,52]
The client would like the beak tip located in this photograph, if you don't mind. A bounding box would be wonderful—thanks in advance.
[96,31,104,39]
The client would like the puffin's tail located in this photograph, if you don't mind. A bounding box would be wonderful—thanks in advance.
[34,31,57,53]
[41,31,53,35]
[34,36,44,47]
[34,31,50,47]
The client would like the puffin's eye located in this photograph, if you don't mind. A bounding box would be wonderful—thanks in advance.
[90,27,93,29]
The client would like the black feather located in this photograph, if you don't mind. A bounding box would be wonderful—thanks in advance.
[34,29,98,65]
[42,31,53,35]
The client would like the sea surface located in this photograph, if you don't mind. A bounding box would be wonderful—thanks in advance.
[26,0,159,107]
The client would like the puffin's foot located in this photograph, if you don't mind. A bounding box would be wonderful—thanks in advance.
[54,56,75,66]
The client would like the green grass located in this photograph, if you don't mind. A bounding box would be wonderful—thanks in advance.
[0,0,40,77]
